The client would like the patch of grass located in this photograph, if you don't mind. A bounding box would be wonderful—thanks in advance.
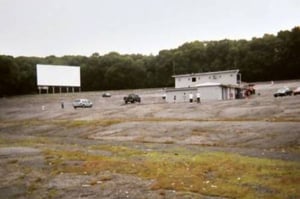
[47,188,58,199]
[27,183,38,193]
[0,137,51,147]
[190,131,210,136]
[3,116,300,130]
[0,137,19,146]
[8,159,18,164]
[43,146,300,199]
[133,136,153,143]
[162,140,175,144]
[58,119,125,128]
[0,118,125,129]
[99,174,113,182]
[27,177,44,195]
[282,144,300,154]
[90,145,144,157]
[133,136,175,144]
[89,179,98,186]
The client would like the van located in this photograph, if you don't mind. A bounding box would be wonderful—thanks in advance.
[72,99,93,109]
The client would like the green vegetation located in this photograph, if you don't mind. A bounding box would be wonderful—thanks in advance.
[0,136,51,147]
[0,119,125,130]
[1,26,300,96]
[1,117,299,132]
[44,145,300,199]
[47,189,58,199]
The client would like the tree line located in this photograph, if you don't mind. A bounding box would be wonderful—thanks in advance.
[0,26,299,96]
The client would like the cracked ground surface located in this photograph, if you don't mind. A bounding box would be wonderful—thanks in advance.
[0,81,299,198]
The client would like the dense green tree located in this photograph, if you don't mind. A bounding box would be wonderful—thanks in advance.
[0,55,20,96]
[14,56,41,94]
[104,55,146,89]
[0,27,299,96]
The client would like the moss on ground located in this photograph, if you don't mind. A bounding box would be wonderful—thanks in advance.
[43,145,300,199]
[0,137,51,147]
[1,116,299,129]
[1,119,299,198]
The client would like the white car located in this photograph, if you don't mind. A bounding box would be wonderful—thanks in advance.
[273,87,293,97]
[72,99,93,109]
[293,87,300,95]
[102,92,111,97]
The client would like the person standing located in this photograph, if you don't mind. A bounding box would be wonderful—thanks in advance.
[189,93,193,103]
[196,92,201,103]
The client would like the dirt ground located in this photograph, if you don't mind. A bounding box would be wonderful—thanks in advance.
[0,80,299,198]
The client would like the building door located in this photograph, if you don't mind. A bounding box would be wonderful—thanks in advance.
[222,88,227,100]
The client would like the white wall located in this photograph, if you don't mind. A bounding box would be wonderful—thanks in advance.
[166,89,197,103]
[37,64,81,87]
[165,86,226,103]
[197,86,223,101]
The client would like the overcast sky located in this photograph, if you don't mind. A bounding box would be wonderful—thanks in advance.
[0,0,299,57]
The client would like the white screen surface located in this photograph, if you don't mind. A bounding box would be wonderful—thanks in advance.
[37,64,81,87]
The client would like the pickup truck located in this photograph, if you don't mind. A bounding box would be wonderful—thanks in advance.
[124,94,141,104]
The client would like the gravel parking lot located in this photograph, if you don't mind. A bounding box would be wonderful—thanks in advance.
[0,80,299,198]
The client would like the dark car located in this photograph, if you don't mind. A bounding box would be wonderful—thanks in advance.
[124,94,141,104]
[273,87,293,97]
[244,84,255,96]
[102,92,111,97]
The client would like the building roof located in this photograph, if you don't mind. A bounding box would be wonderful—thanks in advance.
[165,87,197,92]
[172,69,239,78]
[195,82,221,87]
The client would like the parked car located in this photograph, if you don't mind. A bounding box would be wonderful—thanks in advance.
[102,92,111,97]
[124,94,141,104]
[72,99,93,109]
[293,87,300,95]
[244,84,255,96]
[273,87,293,97]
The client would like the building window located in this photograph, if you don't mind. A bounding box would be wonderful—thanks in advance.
[198,77,200,80]
[237,73,241,84]
[177,78,181,82]
[192,77,196,82]
[213,75,217,79]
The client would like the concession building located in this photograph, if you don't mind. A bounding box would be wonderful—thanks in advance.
[165,70,243,103]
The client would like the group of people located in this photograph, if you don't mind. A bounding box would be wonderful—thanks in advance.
[189,93,201,103]
[171,92,201,103]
